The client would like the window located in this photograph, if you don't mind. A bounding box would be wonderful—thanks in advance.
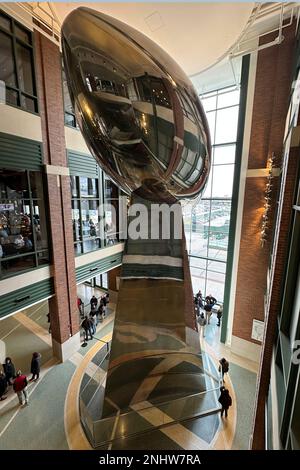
[62,63,77,128]
[183,85,240,302]
[70,174,125,255]
[0,169,49,278]
[0,11,38,113]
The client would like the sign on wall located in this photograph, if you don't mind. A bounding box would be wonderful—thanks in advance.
[251,319,265,342]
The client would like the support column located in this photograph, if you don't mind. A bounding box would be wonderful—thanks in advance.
[34,32,80,361]
[231,24,296,362]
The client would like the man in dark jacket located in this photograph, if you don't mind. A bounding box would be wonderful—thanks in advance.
[219,357,229,380]
[204,294,217,324]
[218,387,232,418]
[13,370,28,405]
[90,295,98,310]
[30,352,41,381]
[0,371,7,401]
[3,357,15,386]
[81,316,93,341]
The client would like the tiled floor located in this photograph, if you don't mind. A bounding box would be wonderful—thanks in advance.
[0,286,257,450]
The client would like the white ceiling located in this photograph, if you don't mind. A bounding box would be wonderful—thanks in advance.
[52,2,255,77]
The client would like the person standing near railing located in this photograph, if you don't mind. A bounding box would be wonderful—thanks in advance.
[197,312,207,337]
[218,386,232,418]
[218,357,229,381]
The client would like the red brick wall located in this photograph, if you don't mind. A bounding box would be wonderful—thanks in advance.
[252,144,300,448]
[232,24,295,345]
[34,32,79,344]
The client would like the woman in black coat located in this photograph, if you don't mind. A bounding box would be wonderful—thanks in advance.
[218,387,232,418]
[3,357,15,385]
[0,371,7,400]
[30,352,41,381]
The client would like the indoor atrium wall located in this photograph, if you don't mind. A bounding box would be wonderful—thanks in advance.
[230,22,296,362]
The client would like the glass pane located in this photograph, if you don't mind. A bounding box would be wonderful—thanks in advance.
[202,169,212,198]
[208,235,228,262]
[0,13,12,33]
[105,198,119,245]
[6,88,19,107]
[32,199,48,251]
[102,272,108,289]
[70,176,79,198]
[1,253,36,276]
[21,94,36,113]
[205,270,225,303]
[191,266,206,295]
[0,31,16,87]
[205,111,215,144]
[74,242,82,256]
[72,200,81,242]
[212,165,234,198]
[37,250,49,266]
[15,24,31,44]
[81,200,100,238]
[0,169,28,199]
[214,144,236,165]
[104,177,118,199]
[0,173,35,261]
[190,257,207,270]
[206,260,227,274]
[215,106,239,144]
[207,200,231,261]
[217,89,240,108]
[65,112,76,127]
[83,238,100,253]
[80,177,98,197]
[202,95,217,112]
[190,200,211,258]
[16,42,35,95]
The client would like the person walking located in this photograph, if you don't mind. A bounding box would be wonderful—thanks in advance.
[194,296,200,317]
[89,308,97,334]
[97,304,104,323]
[219,357,229,380]
[81,316,93,341]
[77,297,84,318]
[197,312,207,337]
[30,352,41,381]
[217,304,223,327]
[90,295,98,310]
[0,371,7,401]
[204,294,217,325]
[3,357,15,386]
[196,290,204,309]
[218,387,232,418]
[13,370,29,406]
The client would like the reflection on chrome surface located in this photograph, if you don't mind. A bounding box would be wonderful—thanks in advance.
[62,7,211,202]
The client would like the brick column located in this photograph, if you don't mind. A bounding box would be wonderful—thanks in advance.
[232,25,295,358]
[251,141,300,448]
[34,32,80,361]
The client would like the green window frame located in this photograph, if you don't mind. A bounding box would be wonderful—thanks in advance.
[0,9,38,114]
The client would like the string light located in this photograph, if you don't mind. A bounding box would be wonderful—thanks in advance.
[260,152,276,247]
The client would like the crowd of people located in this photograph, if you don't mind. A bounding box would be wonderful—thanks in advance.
[0,353,42,405]
[193,290,233,419]
[194,290,223,337]
[78,292,110,342]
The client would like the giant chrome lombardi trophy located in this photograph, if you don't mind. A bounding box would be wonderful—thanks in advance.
[62,8,212,421]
